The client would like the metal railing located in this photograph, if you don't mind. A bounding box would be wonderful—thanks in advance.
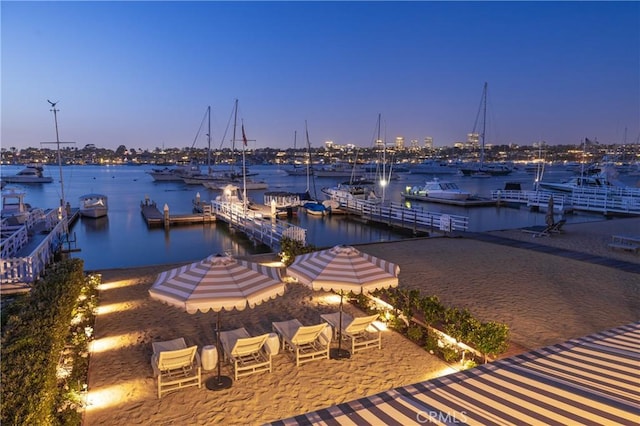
[1,209,67,285]
[328,193,469,232]
[211,201,306,250]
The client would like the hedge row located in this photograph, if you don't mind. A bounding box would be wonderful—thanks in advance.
[1,258,85,425]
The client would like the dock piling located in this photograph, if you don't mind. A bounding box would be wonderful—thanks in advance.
[163,204,169,228]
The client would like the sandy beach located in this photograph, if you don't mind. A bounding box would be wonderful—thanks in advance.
[83,217,640,425]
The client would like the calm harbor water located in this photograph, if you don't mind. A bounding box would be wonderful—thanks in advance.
[3,164,637,271]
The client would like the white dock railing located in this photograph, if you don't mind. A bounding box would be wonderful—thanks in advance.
[329,194,469,232]
[491,187,640,216]
[211,201,306,249]
[1,209,67,285]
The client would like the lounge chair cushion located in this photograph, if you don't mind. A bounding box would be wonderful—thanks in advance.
[219,327,272,380]
[272,319,330,366]
[151,337,201,398]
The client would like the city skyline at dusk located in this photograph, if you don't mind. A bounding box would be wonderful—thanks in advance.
[2,1,639,151]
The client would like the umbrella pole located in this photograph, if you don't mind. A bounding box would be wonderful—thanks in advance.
[205,311,232,390]
[330,291,351,359]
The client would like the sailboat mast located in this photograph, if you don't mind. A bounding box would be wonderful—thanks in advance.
[207,106,211,175]
[47,102,65,207]
[305,122,310,193]
[377,113,386,203]
[480,82,487,168]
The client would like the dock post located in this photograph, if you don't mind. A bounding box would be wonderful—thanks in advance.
[163,203,170,228]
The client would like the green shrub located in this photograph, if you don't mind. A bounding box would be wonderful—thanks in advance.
[472,321,510,363]
[424,330,440,353]
[279,237,316,266]
[440,345,461,363]
[407,325,424,343]
[1,258,91,425]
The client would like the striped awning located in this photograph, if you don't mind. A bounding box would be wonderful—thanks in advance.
[286,245,399,293]
[270,322,640,425]
[149,254,284,314]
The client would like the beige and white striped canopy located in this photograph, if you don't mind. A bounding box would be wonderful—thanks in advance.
[287,245,399,293]
[270,322,640,425]
[149,254,284,314]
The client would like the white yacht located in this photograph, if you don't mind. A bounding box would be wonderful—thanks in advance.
[2,165,53,184]
[402,178,471,201]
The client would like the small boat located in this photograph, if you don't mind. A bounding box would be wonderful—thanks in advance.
[202,177,268,191]
[323,179,382,204]
[147,163,201,182]
[409,159,458,175]
[314,162,364,178]
[79,193,108,218]
[401,178,471,201]
[302,200,330,216]
[1,187,32,224]
[471,171,492,179]
[1,164,53,184]
[537,171,626,193]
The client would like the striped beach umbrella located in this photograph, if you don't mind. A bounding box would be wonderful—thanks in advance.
[287,245,399,358]
[271,321,640,425]
[287,245,399,293]
[149,254,284,389]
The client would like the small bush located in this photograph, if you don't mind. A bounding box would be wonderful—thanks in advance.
[407,325,424,343]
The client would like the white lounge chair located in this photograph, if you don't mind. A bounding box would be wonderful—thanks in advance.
[219,327,272,380]
[151,337,201,399]
[320,312,381,353]
[271,319,330,366]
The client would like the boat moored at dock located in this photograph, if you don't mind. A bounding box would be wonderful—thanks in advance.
[402,178,472,201]
[79,193,108,218]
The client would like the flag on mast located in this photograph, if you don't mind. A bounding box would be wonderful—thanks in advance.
[242,124,248,146]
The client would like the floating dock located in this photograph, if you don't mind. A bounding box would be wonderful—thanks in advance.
[140,198,216,228]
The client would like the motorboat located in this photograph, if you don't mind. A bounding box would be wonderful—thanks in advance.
[458,162,512,176]
[409,159,458,175]
[537,174,621,193]
[1,187,32,224]
[314,162,364,178]
[402,178,471,201]
[147,163,201,182]
[1,164,53,184]
[79,193,108,218]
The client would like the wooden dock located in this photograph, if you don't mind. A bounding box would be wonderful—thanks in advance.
[140,198,216,228]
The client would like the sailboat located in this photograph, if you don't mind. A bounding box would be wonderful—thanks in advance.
[181,106,232,185]
[202,100,268,190]
[286,131,311,176]
[458,82,512,177]
[300,122,330,216]
[322,115,385,205]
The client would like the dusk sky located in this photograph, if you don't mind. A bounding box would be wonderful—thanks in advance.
[2,1,639,151]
